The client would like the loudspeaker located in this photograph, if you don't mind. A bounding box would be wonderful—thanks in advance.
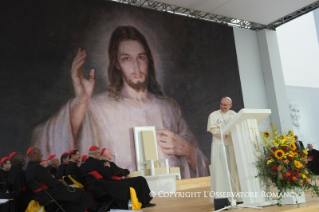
[214,198,230,210]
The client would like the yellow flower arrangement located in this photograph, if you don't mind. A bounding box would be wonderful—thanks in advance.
[289,142,297,151]
[271,139,279,148]
[278,139,286,145]
[264,131,271,137]
[257,123,319,206]
[288,151,295,157]
[294,160,302,169]
[267,159,274,164]
[275,150,285,160]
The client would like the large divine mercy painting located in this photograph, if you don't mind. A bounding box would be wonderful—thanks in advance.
[0,0,244,178]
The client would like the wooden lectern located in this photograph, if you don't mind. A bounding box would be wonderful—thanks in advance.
[222,109,274,206]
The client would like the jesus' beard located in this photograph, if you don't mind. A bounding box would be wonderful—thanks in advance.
[122,72,149,92]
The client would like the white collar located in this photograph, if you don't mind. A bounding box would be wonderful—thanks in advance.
[220,109,230,115]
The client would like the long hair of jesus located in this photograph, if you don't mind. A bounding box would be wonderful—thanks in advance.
[107,25,164,99]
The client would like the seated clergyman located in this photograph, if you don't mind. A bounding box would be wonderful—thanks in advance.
[0,157,12,212]
[0,157,11,192]
[66,149,85,184]
[26,147,98,212]
[46,154,59,175]
[7,152,33,211]
[82,145,156,209]
[101,148,130,179]
[55,152,69,179]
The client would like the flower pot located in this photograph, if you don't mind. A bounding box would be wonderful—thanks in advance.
[277,188,306,205]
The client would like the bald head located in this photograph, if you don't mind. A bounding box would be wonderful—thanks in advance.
[308,143,313,150]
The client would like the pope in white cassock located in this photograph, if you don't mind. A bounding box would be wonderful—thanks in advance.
[31,26,209,179]
[207,97,242,201]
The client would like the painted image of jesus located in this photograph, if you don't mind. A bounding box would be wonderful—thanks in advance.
[31,26,209,179]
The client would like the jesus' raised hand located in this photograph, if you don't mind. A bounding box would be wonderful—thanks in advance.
[71,48,95,104]
[70,48,95,137]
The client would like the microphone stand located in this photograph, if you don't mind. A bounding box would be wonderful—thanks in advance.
[213,119,262,212]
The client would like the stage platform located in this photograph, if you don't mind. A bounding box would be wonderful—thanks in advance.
[143,176,319,212]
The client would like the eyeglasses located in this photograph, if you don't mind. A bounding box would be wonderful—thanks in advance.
[220,104,230,107]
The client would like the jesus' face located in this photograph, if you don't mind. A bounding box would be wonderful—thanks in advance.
[116,40,149,91]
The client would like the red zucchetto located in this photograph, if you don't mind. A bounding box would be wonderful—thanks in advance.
[89,146,100,152]
[81,155,88,162]
[8,152,17,160]
[69,149,75,155]
[61,152,68,157]
[47,155,56,161]
[101,148,106,156]
[26,147,34,156]
[0,157,8,165]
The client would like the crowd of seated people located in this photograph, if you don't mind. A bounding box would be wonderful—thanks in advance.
[0,145,155,211]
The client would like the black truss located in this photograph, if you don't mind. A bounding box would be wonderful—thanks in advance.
[107,0,319,31]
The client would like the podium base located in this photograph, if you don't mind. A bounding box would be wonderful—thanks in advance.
[214,198,230,210]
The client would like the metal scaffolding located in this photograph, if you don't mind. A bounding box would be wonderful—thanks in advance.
[265,1,319,30]
[107,0,319,31]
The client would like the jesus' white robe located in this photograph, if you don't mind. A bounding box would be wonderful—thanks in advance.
[32,92,209,179]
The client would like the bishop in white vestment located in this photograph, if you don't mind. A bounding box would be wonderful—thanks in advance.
[207,97,242,202]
